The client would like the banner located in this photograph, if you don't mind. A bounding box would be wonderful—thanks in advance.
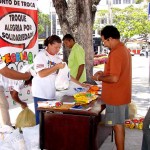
[0,0,38,108]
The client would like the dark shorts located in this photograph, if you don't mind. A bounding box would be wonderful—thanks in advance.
[105,104,129,126]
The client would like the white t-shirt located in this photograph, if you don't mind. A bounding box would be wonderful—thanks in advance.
[0,75,24,92]
[0,59,6,70]
[32,51,62,99]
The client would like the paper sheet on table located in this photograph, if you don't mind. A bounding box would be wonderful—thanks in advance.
[56,81,88,98]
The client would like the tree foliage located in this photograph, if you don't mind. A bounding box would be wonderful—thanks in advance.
[94,4,150,42]
[135,0,144,4]
[38,10,51,36]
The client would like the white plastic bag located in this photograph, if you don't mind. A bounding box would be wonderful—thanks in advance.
[128,101,137,119]
[22,125,39,150]
[4,129,26,150]
[55,63,70,90]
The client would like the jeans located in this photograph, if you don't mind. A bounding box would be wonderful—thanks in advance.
[33,97,48,125]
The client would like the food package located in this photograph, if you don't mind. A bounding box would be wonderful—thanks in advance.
[87,85,100,94]
[73,92,98,104]
[138,117,144,130]
[15,107,36,128]
[125,120,131,128]
[132,118,139,129]
[125,117,144,130]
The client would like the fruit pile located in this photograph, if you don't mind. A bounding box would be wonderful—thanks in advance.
[55,102,63,107]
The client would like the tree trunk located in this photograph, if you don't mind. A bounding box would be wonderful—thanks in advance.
[52,0,101,83]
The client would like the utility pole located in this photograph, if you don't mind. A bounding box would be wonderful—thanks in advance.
[108,0,113,24]
[148,2,150,85]
[50,0,53,35]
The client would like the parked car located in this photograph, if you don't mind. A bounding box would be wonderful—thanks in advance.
[38,39,45,52]
[140,49,150,56]
[93,37,101,54]
[128,48,134,56]
[130,51,134,56]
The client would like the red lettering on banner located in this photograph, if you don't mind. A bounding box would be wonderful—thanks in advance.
[5,53,11,63]
[23,51,27,60]
[11,53,16,63]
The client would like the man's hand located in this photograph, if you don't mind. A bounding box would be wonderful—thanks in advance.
[21,102,28,109]
[56,62,65,69]
[81,83,91,88]
[92,71,103,81]
[24,72,31,80]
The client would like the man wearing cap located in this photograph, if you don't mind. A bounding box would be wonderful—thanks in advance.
[0,62,32,126]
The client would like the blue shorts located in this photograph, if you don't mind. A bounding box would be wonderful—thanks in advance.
[105,104,129,126]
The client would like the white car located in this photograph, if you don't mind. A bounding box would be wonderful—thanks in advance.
[140,49,150,56]
[130,51,134,56]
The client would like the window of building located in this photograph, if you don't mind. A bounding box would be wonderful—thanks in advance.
[101,18,107,24]
[57,19,60,26]
[123,0,132,4]
[106,0,109,5]
[57,29,62,35]
[113,0,121,4]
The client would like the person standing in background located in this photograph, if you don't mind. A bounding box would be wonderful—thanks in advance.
[145,46,149,58]
[63,34,86,83]
[92,25,132,150]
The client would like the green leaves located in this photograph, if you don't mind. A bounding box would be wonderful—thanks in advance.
[38,10,51,35]
[94,4,150,41]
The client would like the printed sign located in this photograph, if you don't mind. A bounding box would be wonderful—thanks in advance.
[0,0,38,107]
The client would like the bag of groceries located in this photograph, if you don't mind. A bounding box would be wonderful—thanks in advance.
[15,107,36,128]
[55,62,70,90]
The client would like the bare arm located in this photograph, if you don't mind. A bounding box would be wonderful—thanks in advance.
[38,62,65,77]
[92,71,119,83]
[76,64,84,81]
[71,76,90,88]
[0,67,31,80]
[10,90,27,109]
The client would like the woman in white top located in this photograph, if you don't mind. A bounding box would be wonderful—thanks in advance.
[32,35,65,124]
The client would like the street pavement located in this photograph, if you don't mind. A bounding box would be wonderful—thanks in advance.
[9,55,150,150]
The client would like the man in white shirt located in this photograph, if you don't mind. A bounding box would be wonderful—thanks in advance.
[0,60,32,126]
[0,75,33,126]
[0,59,31,80]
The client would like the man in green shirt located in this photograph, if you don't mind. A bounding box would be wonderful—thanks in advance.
[63,34,86,83]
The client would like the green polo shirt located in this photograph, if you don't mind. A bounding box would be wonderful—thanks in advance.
[68,43,86,83]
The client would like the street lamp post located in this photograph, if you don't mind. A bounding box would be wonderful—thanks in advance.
[108,0,112,24]
[148,3,150,85]
[50,0,53,35]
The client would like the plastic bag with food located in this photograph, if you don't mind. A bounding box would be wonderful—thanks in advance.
[55,62,70,90]
[15,107,36,128]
